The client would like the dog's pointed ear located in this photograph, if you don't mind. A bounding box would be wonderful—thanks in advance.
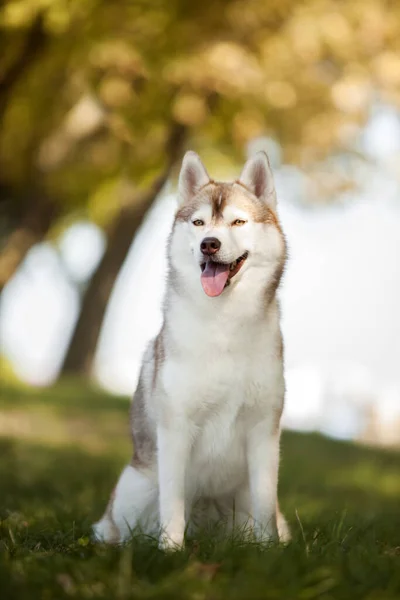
[239,152,276,209]
[178,151,210,204]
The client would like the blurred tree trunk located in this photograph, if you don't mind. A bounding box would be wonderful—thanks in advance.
[0,14,48,119]
[60,123,186,377]
[0,14,52,289]
[0,191,57,291]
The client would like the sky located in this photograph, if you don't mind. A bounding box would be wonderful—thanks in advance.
[1,106,400,442]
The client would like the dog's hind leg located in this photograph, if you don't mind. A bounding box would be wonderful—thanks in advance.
[219,485,255,538]
[92,464,158,544]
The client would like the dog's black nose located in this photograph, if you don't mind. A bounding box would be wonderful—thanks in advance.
[200,237,221,256]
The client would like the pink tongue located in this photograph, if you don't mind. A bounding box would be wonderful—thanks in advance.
[201,261,230,297]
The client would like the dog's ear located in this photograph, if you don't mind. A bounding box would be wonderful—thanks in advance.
[178,151,210,204]
[239,152,276,209]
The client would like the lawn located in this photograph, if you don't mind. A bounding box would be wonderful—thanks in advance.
[0,382,399,599]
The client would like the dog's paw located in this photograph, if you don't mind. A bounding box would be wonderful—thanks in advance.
[91,517,121,544]
[253,521,279,545]
[158,531,184,552]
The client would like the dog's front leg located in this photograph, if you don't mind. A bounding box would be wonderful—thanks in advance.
[247,418,280,543]
[157,423,189,550]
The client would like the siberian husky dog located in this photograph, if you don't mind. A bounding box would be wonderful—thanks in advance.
[93,150,290,548]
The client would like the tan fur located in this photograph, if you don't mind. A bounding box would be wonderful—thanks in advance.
[176,181,281,227]
[130,379,156,469]
[265,259,286,308]
[152,325,165,392]
[277,334,284,361]
[272,403,284,435]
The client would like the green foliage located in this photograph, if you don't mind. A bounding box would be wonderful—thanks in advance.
[0,383,399,599]
[1,0,400,231]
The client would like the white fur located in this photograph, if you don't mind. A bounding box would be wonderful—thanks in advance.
[93,152,289,548]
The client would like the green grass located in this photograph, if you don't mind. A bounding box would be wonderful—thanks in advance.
[0,382,399,599]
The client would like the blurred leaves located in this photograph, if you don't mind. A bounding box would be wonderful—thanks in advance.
[1,0,400,231]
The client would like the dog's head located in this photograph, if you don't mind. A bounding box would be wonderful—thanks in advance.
[170,151,286,299]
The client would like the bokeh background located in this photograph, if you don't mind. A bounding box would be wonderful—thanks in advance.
[1,0,400,447]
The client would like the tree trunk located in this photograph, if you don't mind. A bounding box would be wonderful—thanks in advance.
[0,192,57,291]
[0,14,52,289]
[0,14,48,119]
[60,124,186,377]
[60,176,168,377]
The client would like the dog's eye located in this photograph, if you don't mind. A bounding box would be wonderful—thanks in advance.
[232,219,247,226]
[192,219,204,226]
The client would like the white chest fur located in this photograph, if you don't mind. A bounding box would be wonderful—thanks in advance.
[157,291,284,498]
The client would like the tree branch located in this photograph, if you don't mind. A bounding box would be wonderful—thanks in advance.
[0,14,48,119]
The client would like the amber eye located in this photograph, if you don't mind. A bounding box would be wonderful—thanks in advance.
[232,219,247,226]
[192,219,204,226]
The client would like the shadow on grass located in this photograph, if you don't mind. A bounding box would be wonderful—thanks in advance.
[1,430,399,546]
[0,436,123,528]
[0,424,399,599]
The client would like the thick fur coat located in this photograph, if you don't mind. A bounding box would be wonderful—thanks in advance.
[93,151,290,548]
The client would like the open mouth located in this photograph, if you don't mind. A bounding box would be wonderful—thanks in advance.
[200,252,248,297]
